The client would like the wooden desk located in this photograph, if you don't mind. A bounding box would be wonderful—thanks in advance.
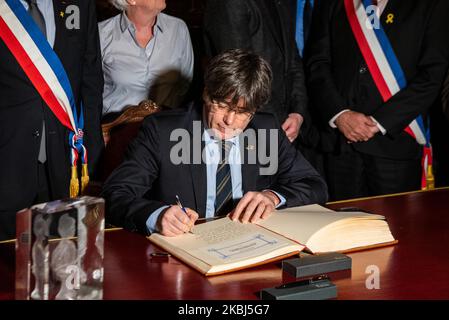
[1,188,448,300]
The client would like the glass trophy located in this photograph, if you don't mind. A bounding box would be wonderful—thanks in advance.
[15,196,105,300]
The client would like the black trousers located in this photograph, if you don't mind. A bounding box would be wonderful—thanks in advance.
[0,162,51,241]
[34,162,51,204]
[430,102,449,187]
[325,147,421,201]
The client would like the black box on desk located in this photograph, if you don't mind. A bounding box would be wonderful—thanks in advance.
[260,277,337,300]
[282,253,351,278]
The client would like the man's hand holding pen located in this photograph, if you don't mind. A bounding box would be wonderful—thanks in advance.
[157,198,199,237]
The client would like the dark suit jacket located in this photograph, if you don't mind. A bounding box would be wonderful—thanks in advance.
[0,0,104,240]
[101,103,328,235]
[203,0,307,124]
[442,72,449,121]
[306,0,449,159]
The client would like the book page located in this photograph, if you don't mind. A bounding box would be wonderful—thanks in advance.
[189,218,300,266]
[149,217,303,272]
[257,204,385,246]
[192,218,255,244]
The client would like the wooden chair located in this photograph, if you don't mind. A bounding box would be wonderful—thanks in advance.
[100,100,160,181]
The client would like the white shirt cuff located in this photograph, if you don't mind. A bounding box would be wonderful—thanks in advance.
[370,116,387,135]
[264,190,287,208]
[329,109,350,128]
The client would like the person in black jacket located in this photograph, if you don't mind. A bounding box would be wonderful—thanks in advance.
[430,70,449,187]
[203,0,308,144]
[101,49,327,237]
[0,0,104,240]
[306,0,449,200]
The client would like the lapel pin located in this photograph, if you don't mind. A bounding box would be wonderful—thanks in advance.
[386,13,394,24]
[59,11,65,18]
[246,145,255,151]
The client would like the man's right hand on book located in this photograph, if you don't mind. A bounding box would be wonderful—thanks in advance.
[157,206,199,237]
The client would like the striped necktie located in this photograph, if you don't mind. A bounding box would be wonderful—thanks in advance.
[27,0,47,163]
[215,141,233,216]
[27,0,46,37]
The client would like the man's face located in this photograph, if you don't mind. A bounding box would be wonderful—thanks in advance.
[203,94,254,140]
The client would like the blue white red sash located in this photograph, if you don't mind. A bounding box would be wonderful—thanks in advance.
[344,0,434,189]
[0,0,89,196]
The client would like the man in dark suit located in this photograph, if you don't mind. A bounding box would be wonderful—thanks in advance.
[306,0,449,200]
[102,49,327,237]
[203,0,308,144]
[0,0,104,240]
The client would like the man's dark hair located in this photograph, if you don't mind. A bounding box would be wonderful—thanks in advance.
[204,49,272,113]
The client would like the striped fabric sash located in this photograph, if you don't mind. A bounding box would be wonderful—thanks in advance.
[344,0,434,189]
[0,0,89,196]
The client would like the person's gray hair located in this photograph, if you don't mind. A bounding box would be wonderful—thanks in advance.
[204,49,272,113]
[110,0,128,11]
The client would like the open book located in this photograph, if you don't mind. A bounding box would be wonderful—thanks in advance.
[148,204,397,276]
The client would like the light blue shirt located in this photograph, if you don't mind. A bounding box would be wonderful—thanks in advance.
[203,130,243,218]
[20,0,56,48]
[99,12,194,114]
[146,130,286,233]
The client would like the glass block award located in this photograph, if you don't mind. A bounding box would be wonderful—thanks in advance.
[15,196,105,300]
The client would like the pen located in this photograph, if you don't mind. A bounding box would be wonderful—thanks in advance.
[150,252,171,257]
[176,195,194,234]
[176,195,187,214]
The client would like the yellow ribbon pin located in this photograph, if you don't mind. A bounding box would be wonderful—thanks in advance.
[59,11,64,18]
[386,13,394,24]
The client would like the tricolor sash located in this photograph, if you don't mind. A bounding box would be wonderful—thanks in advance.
[0,0,89,196]
[344,0,434,189]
